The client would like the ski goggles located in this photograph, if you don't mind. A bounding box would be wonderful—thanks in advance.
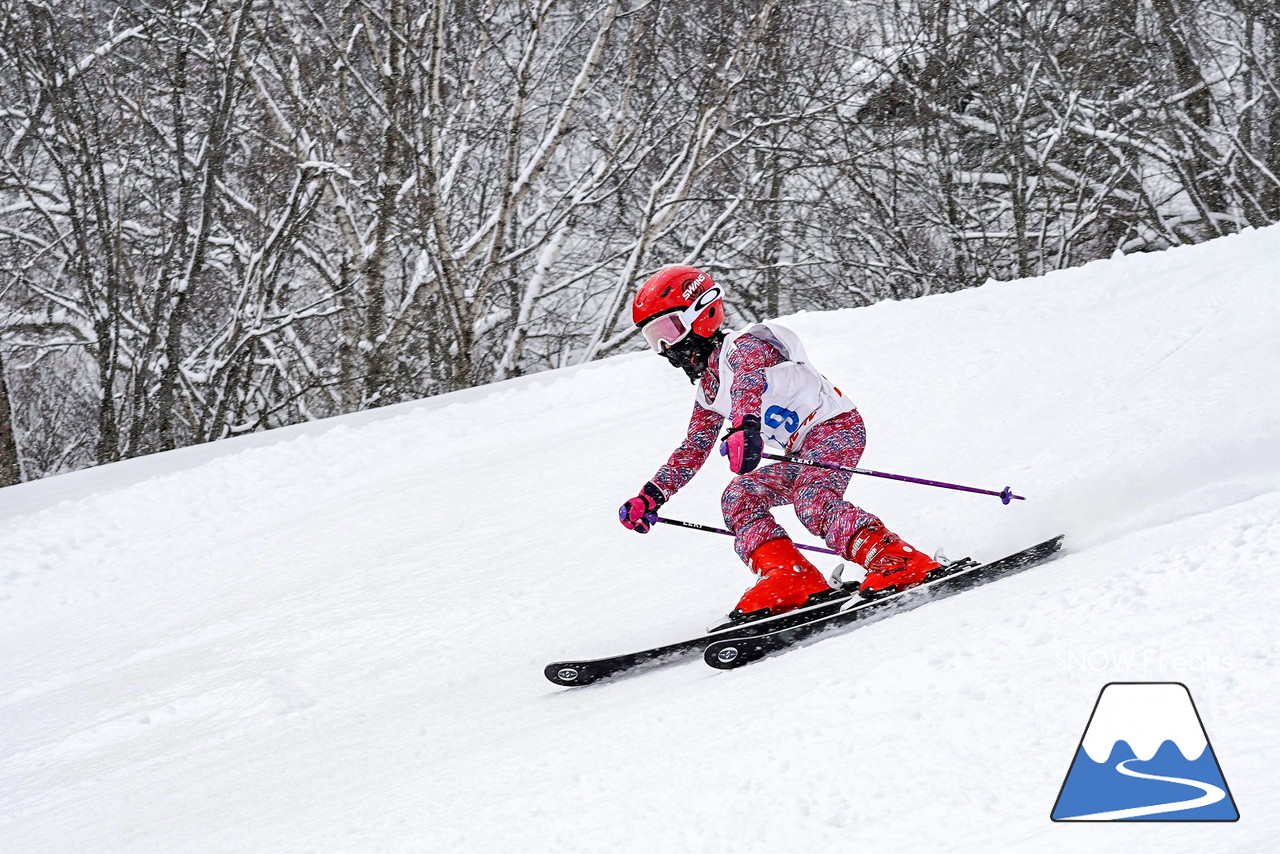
[640,286,722,353]
[641,312,691,353]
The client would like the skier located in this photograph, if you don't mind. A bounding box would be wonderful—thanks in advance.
[618,265,941,623]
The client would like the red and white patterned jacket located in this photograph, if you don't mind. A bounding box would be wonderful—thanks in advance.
[649,324,856,498]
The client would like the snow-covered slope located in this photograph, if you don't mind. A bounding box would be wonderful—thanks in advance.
[3,228,1280,852]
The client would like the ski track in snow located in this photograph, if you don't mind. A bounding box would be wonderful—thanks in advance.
[3,227,1280,852]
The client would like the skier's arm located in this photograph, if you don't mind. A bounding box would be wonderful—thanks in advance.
[619,401,721,533]
[649,401,723,499]
[726,334,786,421]
[723,335,786,474]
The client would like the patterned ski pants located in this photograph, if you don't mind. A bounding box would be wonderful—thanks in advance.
[721,411,880,565]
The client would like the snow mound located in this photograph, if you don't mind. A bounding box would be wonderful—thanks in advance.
[3,227,1280,852]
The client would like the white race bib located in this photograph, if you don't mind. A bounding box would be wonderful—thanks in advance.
[697,323,855,452]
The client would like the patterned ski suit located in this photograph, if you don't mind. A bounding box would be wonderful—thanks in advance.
[648,326,880,565]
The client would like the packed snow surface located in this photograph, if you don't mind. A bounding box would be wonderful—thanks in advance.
[3,228,1280,852]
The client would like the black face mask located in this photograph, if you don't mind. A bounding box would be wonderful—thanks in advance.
[661,332,723,383]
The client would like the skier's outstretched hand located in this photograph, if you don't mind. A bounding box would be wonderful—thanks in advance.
[619,482,666,533]
[723,414,762,474]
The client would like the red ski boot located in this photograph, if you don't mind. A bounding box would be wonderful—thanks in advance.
[846,522,941,596]
[728,538,834,621]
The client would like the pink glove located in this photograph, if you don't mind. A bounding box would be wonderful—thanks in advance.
[619,482,666,533]
[721,414,762,474]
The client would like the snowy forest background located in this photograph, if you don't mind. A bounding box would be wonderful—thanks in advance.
[2,0,1279,485]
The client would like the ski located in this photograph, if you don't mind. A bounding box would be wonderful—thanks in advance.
[703,535,1064,671]
[543,587,861,687]
[544,557,979,687]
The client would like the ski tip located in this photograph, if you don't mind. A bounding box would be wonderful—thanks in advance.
[708,646,737,668]
[1013,533,1065,557]
[1015,534,1066,565]
[544,662,590,687]
[705,640,748,670]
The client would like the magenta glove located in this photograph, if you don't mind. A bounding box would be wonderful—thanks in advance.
[619,482,666,533]
[721,414,762,474]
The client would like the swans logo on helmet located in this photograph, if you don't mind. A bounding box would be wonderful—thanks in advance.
[682,273,708,300]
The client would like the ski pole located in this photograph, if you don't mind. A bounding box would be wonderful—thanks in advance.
[652,515,841,556]
[759,452,1025,504]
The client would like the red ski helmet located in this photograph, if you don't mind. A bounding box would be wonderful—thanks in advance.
[631,265,724,354]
